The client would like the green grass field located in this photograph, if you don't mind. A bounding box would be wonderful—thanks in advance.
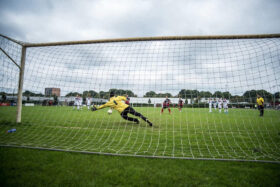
[1,106,280,161]
[1,106,280,185]
[1,147,280,186]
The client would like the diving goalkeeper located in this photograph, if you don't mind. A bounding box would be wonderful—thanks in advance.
[92,92,153,126]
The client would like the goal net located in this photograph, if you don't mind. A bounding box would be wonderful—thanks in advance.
[0,34,280,163]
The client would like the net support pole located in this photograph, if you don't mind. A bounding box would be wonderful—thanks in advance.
[16,46,26,123]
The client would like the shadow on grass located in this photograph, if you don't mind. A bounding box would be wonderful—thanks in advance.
[0,120,32,126]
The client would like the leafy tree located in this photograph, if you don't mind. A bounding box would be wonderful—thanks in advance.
[157,93,172,97]
[65,92,81,97]
[274,92,280,99]
[125,90,135,97]
[83,90,99,98]
[243,90,272,102]
[99,91,109,99]
[231,95,244,103]
[198,91,212,98]
[178,89,199,99]
[144,91,157,97]
[222,91,231,99]
[148,98,151,104]
[23,90,44,97]
[213,91,223,98]
[108,89,136,97]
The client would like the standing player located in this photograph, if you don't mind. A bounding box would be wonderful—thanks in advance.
[65,98,68,106]
[86,96,91,110]
[218,98,222,113]
[161,96,171,114]
[223,98,229,113]
[208,98,212,112]
[213,98,217,110]
[74,94,80,110]
[79,95,83,110]
[92,92,153,126]
[178,98,184,112]
[256,94,264,116]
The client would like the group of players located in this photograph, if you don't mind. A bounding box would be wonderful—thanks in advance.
[160,97,229,114]
[73,95,92,110]
[73,93,265,126]
[73,94,229,115]
[208,98,229,113]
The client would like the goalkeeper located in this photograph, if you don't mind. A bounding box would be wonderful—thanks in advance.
[92,92,153,126]
[256,94,264,116]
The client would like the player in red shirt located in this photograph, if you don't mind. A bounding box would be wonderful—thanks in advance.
[161,96,171,114]
[178,98,184,112]
[125,94,130,105]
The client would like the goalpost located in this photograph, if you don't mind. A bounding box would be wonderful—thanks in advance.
[0,33,280,163]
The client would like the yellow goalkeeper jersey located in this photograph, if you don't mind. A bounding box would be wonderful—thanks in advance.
[257,97,264,106]
[97,96,128,113]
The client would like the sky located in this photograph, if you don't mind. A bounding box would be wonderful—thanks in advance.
[0,0,280,42]
[0,0,280,97]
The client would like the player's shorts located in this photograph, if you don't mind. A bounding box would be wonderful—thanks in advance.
[162,105,169,109]
[258,105,264,110]
[178,104,183,108]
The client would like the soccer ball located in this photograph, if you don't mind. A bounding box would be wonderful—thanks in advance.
[107,109,112,115]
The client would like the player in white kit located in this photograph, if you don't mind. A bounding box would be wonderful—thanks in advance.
[86,96,91,110]
[223,98,229,113]
[218,99,222,113]
[78,96,83,110]
[208,98,212,112]
[74,94,80,110]
[213,98,217,110]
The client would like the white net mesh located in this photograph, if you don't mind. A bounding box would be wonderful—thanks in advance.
[0,35,280,162]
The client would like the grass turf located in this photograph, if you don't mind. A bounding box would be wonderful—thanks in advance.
[0,147,280,186]
[1,106,280,186]
[0,106,280,161]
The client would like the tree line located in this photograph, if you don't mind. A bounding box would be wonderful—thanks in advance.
[143,89,279,103]
[65,89,137,98]
[1,89,279,103]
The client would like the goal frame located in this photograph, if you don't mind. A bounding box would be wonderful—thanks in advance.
[0,33,280,123]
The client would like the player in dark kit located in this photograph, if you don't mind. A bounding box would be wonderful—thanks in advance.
[256,94,264,116]
[178,98,184,112]
[161,96,172,114]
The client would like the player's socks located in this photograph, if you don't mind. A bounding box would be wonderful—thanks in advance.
[168,108,171,114]
[161,108,164,113]
[147,120,153,126]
